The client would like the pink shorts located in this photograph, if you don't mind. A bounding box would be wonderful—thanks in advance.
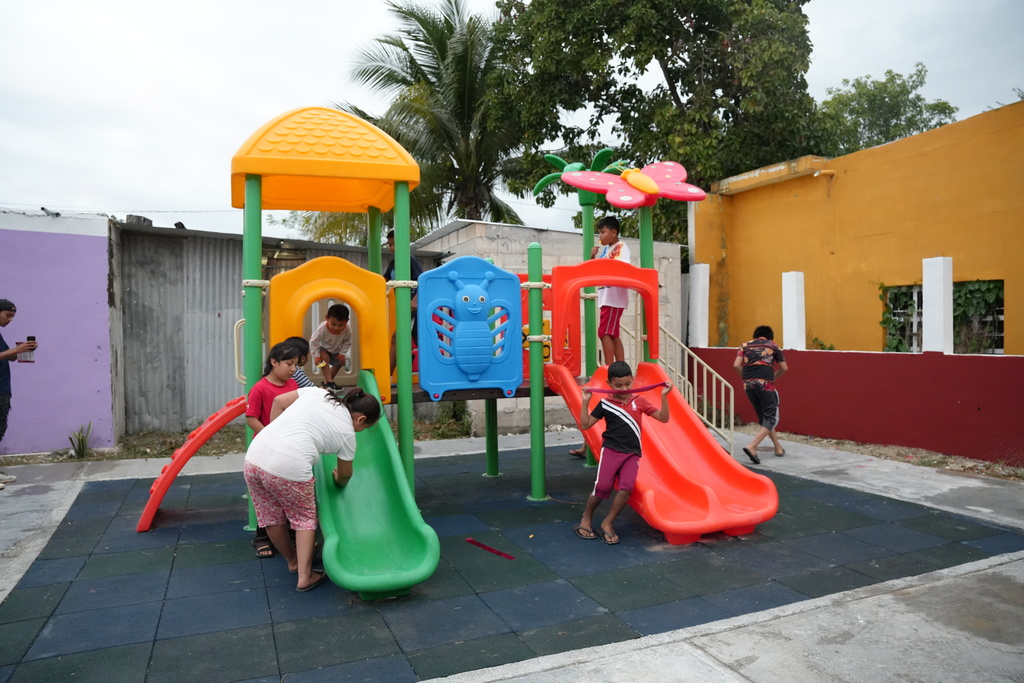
[243,462,319,531]
[598,306,624,338]
[592,447,640,499]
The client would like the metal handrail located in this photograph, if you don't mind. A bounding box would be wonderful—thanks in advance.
[619,306,734,455]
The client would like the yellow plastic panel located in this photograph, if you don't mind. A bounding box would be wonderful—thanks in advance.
[269,257,391,404]
[232,107,420,212]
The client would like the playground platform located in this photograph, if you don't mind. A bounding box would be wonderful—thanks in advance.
[1,431,1022,682]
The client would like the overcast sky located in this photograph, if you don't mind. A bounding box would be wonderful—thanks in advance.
[1,0,1021,238]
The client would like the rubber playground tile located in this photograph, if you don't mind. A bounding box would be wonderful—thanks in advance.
[34,533,102,560]
[146,625,278,683]
[702,581,810,618]
[0,584,69,625]
[47,516,111,539]
[16,556,86,589]
[439,531,560,592]
[92,525,180,554]
[273,612,402,674]
[165,559,264,599]
[618,596,732,635]
[709,538,833,579]
[156,588,271,640]
[479,579,607,631]
[74,479,135,504]
[784,532,896,565]
[54,569,169,614]
[6,642,153,683]
[379,594,511,652]
[183,491,250,511]
[838,497,932,522]
[168,537,255,569]
[791,485,879,507]
[62,500,124,522]
[518,613,641,657]
[779,500,879,532]
[776,565,880,599]
[759,471,820,492]
[405,632,535,680]
[411,557,477,602]
[899,512,1006,541]
[473,501,580,530]
[103,512,150,533]
[0,618,46,666]
[846,551,950,582]
[964,531,1024,555]
[416,498,470,518]
[266,582,374,624]
[281,654,417,683]
[425,512,493,538]
[177,518,253,545]
[650,553,765,595]
[753,512,831,541]
[843,523,949,553]
[76,546,175,580]
[570,564,695,612]
[24,602,161,661]
[909,541,993,569]
[499,522,646,579]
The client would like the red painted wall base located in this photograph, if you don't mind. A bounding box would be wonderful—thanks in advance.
[693,348,1023,466]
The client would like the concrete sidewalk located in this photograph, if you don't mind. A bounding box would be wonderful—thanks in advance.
[1,431,1022,682]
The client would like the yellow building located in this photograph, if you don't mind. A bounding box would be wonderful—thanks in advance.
[692,101,1023,354]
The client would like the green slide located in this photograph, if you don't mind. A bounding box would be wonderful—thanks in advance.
[312,371,440,600]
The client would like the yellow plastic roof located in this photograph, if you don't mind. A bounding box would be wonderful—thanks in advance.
[231,107,420,213]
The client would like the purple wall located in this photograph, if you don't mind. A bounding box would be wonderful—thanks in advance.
[1,222,114,455]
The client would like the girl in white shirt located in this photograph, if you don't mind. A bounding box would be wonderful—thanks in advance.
[243,387,381,592]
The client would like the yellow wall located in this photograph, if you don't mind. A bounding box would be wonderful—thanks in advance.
[693,101,1024,354]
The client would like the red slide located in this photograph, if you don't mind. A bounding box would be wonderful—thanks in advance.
[545,362,778,544]
[136,397,247,532]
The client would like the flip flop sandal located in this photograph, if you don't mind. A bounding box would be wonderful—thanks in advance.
[296,571,328,592]
[775,449,786,457]
[568,447,586,459]
[573,524,597,540]
[742,447,761,465]
[598,529,620,545]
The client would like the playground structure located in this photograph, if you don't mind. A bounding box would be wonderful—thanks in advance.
[136,107,778,598]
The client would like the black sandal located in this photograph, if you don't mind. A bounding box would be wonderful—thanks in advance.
[253,537,275,558]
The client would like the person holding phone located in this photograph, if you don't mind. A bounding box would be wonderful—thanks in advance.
[0,299,38,489]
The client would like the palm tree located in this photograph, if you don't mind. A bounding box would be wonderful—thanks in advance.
[285,0,521,243]
[348,0,521,224]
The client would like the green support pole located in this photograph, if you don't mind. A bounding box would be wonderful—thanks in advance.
[368,206,382,275]
[580,198,599,468]
[393,182,415,488]
[484,398,499,477]
[527,243,547,501]
[242,174,263,532]
[638,206,655,362]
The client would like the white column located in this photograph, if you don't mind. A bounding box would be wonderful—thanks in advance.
[688,263,709,347]
[922,256,954,353]
[781,271,806,350]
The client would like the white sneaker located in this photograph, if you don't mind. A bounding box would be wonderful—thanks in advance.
[0,471,15,484]
[0,482,5,490]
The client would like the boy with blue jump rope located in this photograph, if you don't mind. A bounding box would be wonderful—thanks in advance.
[574,361,672,545]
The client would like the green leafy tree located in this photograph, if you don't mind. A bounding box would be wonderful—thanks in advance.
[819,62,958,156]
[281,0,523,244]
[492,0,829,242]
